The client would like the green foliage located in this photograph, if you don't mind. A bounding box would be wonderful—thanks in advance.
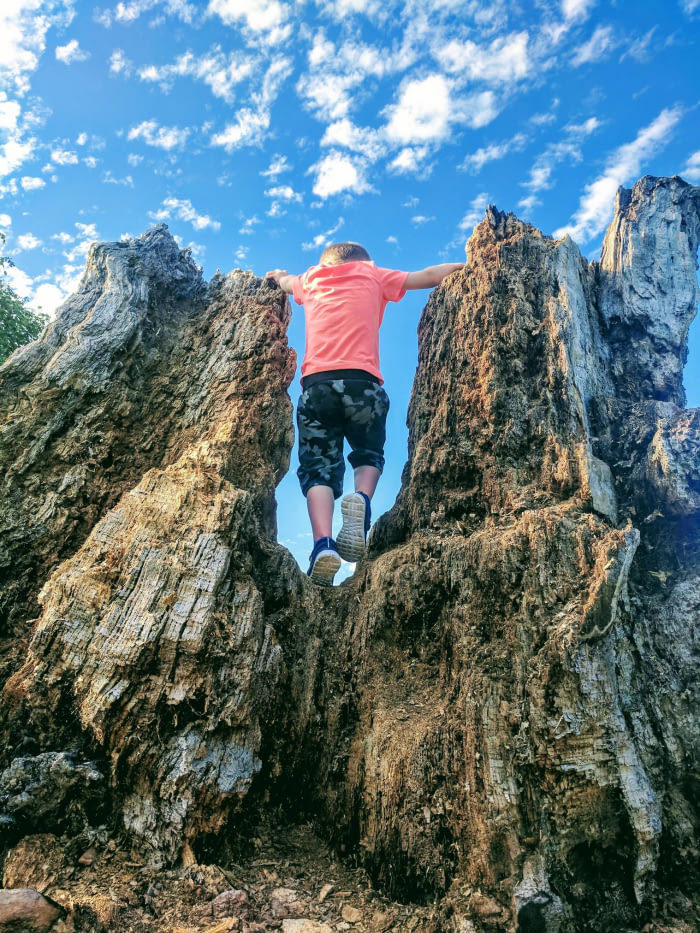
[0,233,49,364]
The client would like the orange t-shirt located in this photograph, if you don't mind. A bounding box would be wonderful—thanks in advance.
[292,260,409,384]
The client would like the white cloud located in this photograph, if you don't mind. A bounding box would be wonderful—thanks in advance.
[0,213,12,228]
[681,150,700,181]
[128,119,190,150]
[96,0,197,27]
[210,56,291,151]
[138,47,254,104]
[20,175,45,189]
[109,48,133,75]
[264,184,301,202]
[16,232,42,250]
[296,32,410,123]
[321,119,385,161]
[51,147,79,164]
[555,106,683,243]
[264,183,302,217]
[260,154,290,179]
[149,197,221,231]
[102,170,134,186]
[1,137,37,177]
[519,117,601,202]
[210,108,270,150]
[620,27,657,64]
[411,215,435,226]
[318,0,383,20]
[449,192,490,248]
[459,193,489,231]
[385,76,498,150]
[385,75,451,145]
[572,25,616,66]
[55,38,89,63]
[438,31,531,85]
[127,153,143,166]
[388,146,431,176]
[239,215,260,234]
[461,132,527,173]
[0,90,43,180]
[51,231,74,244]
[301,217,344,251]
[0,95,22,131]
[297,68,360,122]
[0,0,75,96]
[681,0,699,14]
[308,151,371,199]
[561,0,594,20]
[207,0,290,38]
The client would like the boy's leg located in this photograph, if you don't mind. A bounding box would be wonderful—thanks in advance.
[337,381,389,562]
[306,484,334,539]
[353,465,381,500]
[296,382,345,583]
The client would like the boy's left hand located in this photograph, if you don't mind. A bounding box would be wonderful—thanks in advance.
[265,269,288,284]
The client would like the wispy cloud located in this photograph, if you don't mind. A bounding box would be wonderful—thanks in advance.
[95,0,197,27]
[301,217,344,250]
[109,48,133,75]
[149,197,221,231]
[555,106,684,243]
[260,154,291,179]
[461,132,527,173]
[128,119,190,150]
[518,117,601,210]
[210,56,291,151]
[321,119,386,161]
[571,25,616,66]
[138,47,254,103]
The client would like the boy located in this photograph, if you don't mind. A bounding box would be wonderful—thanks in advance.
[266,242,463,585]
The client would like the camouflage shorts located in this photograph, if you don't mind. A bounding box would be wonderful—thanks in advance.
[297,377,390,499]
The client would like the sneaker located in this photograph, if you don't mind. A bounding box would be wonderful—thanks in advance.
[336,492,371,562]
[307,536,341,586]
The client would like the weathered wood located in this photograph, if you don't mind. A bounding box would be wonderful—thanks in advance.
[0,178,697,931]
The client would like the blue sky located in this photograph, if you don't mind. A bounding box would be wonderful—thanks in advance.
[1,0,699,577]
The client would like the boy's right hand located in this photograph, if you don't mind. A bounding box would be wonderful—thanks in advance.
[265,269,297,294]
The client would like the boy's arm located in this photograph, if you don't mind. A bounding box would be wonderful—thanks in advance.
[265,268,298,294]
[404,262,464,290]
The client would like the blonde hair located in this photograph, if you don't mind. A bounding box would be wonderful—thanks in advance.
[319,241,371,265]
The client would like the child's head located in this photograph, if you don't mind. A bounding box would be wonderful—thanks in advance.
[319,242,371,265]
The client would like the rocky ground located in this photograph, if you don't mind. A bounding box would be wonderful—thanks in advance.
[3,818,450,932]
[2,815,697,932]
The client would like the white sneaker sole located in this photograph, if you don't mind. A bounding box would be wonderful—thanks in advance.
[336,493,367,562]
[309,550,341,586]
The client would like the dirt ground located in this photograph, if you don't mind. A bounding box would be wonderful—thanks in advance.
[2,818,450,932]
